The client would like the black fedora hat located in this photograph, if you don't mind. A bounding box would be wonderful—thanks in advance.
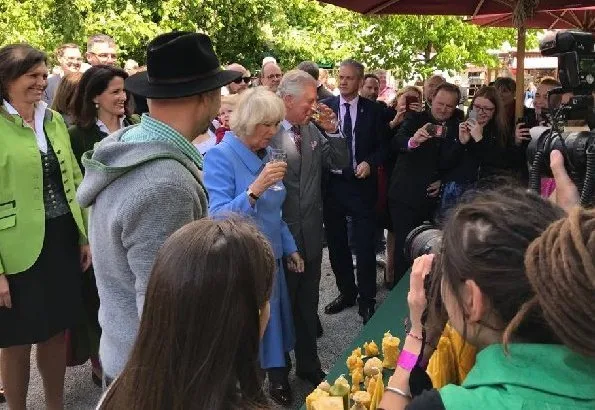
[125,31,241,99]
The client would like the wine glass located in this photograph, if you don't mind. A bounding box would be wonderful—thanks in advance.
[268,148,287,191]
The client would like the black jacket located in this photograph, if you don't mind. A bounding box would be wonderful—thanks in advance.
[388,110,462,207]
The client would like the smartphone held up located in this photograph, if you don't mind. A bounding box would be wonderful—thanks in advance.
[426,123,446,138]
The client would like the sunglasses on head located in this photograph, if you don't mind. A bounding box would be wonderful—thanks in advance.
[233,77,252,84]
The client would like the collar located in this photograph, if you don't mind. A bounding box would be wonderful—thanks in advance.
[281,119,293,131]
[3,99,47,118]
[339,94,359,107]
[221,131,267,174]
[96,117,125,135]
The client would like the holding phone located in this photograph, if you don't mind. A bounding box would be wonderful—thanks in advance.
[426,123,446,138]
[405,95,420,112]
[519,110,538,129]
[467,108,478,124]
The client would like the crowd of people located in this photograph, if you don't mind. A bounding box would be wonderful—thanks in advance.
[0,28,594,410]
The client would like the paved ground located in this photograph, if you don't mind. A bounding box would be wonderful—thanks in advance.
[0,248,391,410]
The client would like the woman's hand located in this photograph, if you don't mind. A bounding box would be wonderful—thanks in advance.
[408,254,434,335]
[80,244,92,271]
[550,150,580,212]
[286,252,304,273]
[458,122,471,145]
[468,119,484,142]
[250,162,288,197]
[0,274,11,308]
[514,122,531,146]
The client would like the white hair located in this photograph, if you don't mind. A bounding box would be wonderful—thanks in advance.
[230,87,285,138]
[277,69,317,98]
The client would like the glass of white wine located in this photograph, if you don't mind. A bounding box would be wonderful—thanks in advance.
[268,148,287,191]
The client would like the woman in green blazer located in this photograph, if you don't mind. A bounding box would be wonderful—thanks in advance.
[0,44,90,409]
[69,65,138,169]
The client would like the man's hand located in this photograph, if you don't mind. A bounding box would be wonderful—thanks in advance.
[80,244,92,271]
[550,150,580,212]
[355,161,371,179]
[286,252,304,273]
[411,123,433,146]
[314,103,338,133]
[0,274,11,308]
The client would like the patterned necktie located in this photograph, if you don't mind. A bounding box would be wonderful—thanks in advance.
[343,102,354,170]
[291,125,302,155]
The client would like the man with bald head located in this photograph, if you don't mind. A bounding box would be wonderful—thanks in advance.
[225,63,251,95]
[261,62,283,93]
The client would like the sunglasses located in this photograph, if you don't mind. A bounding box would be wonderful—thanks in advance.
[233,77,252,84]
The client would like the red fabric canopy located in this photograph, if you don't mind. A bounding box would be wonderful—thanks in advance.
[471,7,595,32]
[317,0,591,16]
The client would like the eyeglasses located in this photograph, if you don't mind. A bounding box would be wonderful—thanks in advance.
[266,74,282,80]
[474,105,495,113]
[233,77,252,84]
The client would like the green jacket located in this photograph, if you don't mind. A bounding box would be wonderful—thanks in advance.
[0,108,88,275]
[440,344,595,409]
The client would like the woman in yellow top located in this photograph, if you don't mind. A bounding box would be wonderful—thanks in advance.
[0,44,90,409]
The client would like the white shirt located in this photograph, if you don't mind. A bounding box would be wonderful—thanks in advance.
[96,117,125,135]
[339,95,359,170]
[3,99,48,153]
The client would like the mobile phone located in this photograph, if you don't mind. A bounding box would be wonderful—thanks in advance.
[426,124,446,138]
[519,110,538,128]
[468,108,478,122]
[405,96,419,112]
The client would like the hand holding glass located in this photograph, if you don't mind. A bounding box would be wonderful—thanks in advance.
[268,148,287,191]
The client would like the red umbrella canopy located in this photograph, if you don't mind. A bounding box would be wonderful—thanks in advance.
[471,7,595,32]
[318,0,592,16]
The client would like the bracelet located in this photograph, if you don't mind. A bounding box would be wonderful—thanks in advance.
[385,386,412,399]
[407,331,423,341]
[397,350,419,372]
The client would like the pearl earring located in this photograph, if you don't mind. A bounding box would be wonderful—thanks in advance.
[95,103,99,110]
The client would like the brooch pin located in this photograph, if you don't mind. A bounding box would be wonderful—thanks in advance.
[311,140,318,150]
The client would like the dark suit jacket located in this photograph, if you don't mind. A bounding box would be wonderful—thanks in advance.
[317,85,334,101]
[388,110,462,208]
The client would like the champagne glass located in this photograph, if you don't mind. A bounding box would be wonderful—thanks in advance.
[268,148,287,191]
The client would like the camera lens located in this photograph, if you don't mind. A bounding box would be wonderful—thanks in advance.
[404,223,442,264]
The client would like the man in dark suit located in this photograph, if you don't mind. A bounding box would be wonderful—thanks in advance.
[321,59,388,324]
[388,82,464,285]
[270,70,349,390]
[297,61,334,101]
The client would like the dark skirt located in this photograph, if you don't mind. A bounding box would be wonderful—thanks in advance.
[0,213,83,347]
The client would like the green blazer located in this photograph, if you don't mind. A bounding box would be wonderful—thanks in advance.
[0,108,88,275]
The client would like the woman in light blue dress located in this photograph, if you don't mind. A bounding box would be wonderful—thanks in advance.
[203,87,304,407]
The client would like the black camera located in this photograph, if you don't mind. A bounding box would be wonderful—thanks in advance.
[527,32,595,207]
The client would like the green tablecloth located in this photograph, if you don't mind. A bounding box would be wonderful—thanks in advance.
[301,271,410,408]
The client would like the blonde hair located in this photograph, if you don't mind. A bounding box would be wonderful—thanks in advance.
[220,94,239,109]
[230,87,285,138]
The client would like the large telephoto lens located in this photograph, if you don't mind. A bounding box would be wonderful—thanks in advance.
[404,223,442,264]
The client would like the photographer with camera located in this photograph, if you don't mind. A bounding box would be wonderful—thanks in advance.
[378,151,595,410]
[388,82,463,286]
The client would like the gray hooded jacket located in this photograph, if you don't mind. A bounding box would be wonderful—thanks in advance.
[77,127,207,378]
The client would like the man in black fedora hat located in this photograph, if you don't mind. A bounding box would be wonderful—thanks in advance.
[76,31,241,381]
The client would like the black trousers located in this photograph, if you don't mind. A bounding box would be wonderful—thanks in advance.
[285,255,322,374]
[324,176,377,307]
[389,198,435,285]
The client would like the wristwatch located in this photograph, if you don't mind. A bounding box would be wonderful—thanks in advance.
[247,188,259,201]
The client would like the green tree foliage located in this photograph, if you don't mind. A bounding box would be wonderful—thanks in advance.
[0,0,534,80]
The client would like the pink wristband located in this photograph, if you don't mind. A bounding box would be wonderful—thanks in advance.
[397,350,419,372]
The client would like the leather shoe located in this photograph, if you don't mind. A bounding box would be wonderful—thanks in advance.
[324,295,356,314]
[269,381,293,406]
[317,315,323,338]
[297,368,327,386]
[359,305,376,325]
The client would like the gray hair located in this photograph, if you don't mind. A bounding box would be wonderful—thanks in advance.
[230,87,286,138]
[87,34,116,52]
[277,69,317,98]
[340,59,365,78]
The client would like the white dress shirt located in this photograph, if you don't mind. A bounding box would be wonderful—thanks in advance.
[3,99,48,153]
[96,117,125,135]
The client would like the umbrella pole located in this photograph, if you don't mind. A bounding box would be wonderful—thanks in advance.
[515,24,526,121]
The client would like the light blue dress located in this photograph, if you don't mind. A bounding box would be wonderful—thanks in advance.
[203,132,297,369]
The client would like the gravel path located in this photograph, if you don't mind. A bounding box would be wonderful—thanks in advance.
[0,248,391,410]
